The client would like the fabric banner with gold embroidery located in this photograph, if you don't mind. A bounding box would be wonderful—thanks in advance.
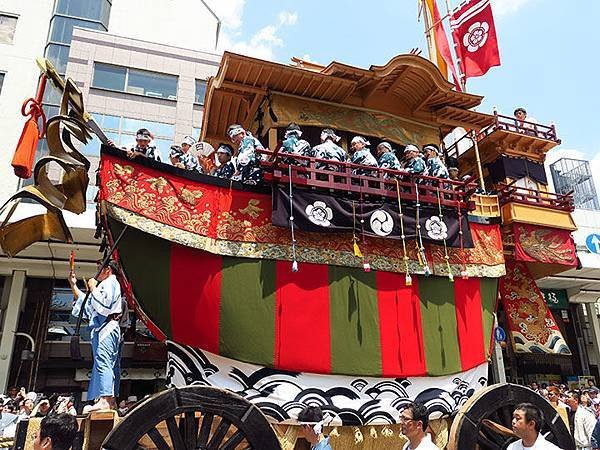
[99,148,505,277]
[513,223,577,266]
[499,259,571,355]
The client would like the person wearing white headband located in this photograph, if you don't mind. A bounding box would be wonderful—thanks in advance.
[227,124,264,184]
[423,143,448,179]
[213,143,235,179]
[298,405,332,450]
[398,144,425,175]
[349,135,378,176]
[281,123,312,167]
[126,128,162,162]
[312,128,347,172]
[376,141,401,176]
[169,135,202,172]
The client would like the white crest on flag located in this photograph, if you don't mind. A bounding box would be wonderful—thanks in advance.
[370,210,394,236]
[462,21,490,52]
[305,200,333,227]
[425,216,448,240]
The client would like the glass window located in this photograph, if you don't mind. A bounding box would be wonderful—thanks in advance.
[192,127,201,140]
[55,0,111,25]
[155,122,175,137]
[49,16,104,44]
[127,69,177,100]
[0,72,4,95]
[45,43,70,74]
[43,82,63,106]
[43,105,60,119]
[121,117,147,133]
[195,79,207,104]
[93,63,126,91]
[0,14,18,44]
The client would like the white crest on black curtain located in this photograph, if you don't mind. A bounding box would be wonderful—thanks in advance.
[370,210,394,236]
[305,200,333,227]
[425,216,448,240]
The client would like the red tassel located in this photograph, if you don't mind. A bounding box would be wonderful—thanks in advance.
[11,117,40,179]
[11,75,47,179]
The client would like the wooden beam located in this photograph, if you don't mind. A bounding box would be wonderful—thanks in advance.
[243,94,264,128]
[412,88,438,113]
[220,81,267,96]
[385,66,412,94]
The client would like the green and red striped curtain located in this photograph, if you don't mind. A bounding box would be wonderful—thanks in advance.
[112,221,498,378]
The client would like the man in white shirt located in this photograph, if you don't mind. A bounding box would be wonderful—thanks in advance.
[566,391,597,450]
[400,402,440,450]
[508,402,564,450]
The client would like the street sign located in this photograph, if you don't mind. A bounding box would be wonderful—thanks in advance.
[494,326,506,343]
[586,233,600,254]
[540,288,569,309]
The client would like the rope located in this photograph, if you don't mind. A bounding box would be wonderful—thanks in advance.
[414,183,430,276]
[436,187,454,282]
[395,179,411,285]
[288,164,298,272]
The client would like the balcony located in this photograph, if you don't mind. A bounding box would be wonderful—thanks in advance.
[449,112,561,180]
[497,183,576,231]
[257,149,477,211]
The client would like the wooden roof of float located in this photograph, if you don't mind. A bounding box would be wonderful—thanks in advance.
[201,52,494,144]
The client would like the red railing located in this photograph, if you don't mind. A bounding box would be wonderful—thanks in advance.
[497,183,574,212]
[444,112,560,160]
[479,111,560,143]
[257,149,478,210]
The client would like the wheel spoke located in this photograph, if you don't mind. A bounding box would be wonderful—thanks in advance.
[198,412,214,448]
[477,430,503,450]
[147,426,171,450]
[207,419,231,450]
[166,416,187,450]
[220,429,245,450]
[180,411,198,448]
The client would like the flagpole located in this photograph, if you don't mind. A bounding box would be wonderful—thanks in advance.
[444,0,486,191]
[420,0,437,64]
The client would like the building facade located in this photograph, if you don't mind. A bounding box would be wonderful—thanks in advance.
[0,0,220,400]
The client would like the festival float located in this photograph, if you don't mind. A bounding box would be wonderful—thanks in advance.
[0,19,579,450]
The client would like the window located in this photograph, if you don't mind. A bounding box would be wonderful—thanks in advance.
[93,63,178,100]
[49,15,105,45]
[195,79,207,105]
[84,113,175,156]
[55,0,111,24]
[93,63,126,91]
[0,14,18,44]
[0,72,5,95]
[46,43,70,74]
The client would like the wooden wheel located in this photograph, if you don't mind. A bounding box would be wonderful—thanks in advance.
[102,386,281,450]
[448,383,574,450]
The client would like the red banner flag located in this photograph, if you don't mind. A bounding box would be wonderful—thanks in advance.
[450,0,500,79]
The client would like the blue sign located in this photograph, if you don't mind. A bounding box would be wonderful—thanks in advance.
[586,234,600,254]
[494,327,507,343]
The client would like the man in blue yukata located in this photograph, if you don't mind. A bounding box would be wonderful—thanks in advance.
[69,260,122,413]
[298,405,332,450]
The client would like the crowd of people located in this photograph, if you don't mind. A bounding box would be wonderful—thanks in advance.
[0,387,76,438]
[527,379,600,449]
[114,123,459,186]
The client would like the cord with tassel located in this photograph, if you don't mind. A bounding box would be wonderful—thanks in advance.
[395,179,412,286]
[436,187,454,282]
[415,182,430,276]
[288,164,298,272]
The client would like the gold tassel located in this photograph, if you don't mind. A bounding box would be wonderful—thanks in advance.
[353,239,363,258]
